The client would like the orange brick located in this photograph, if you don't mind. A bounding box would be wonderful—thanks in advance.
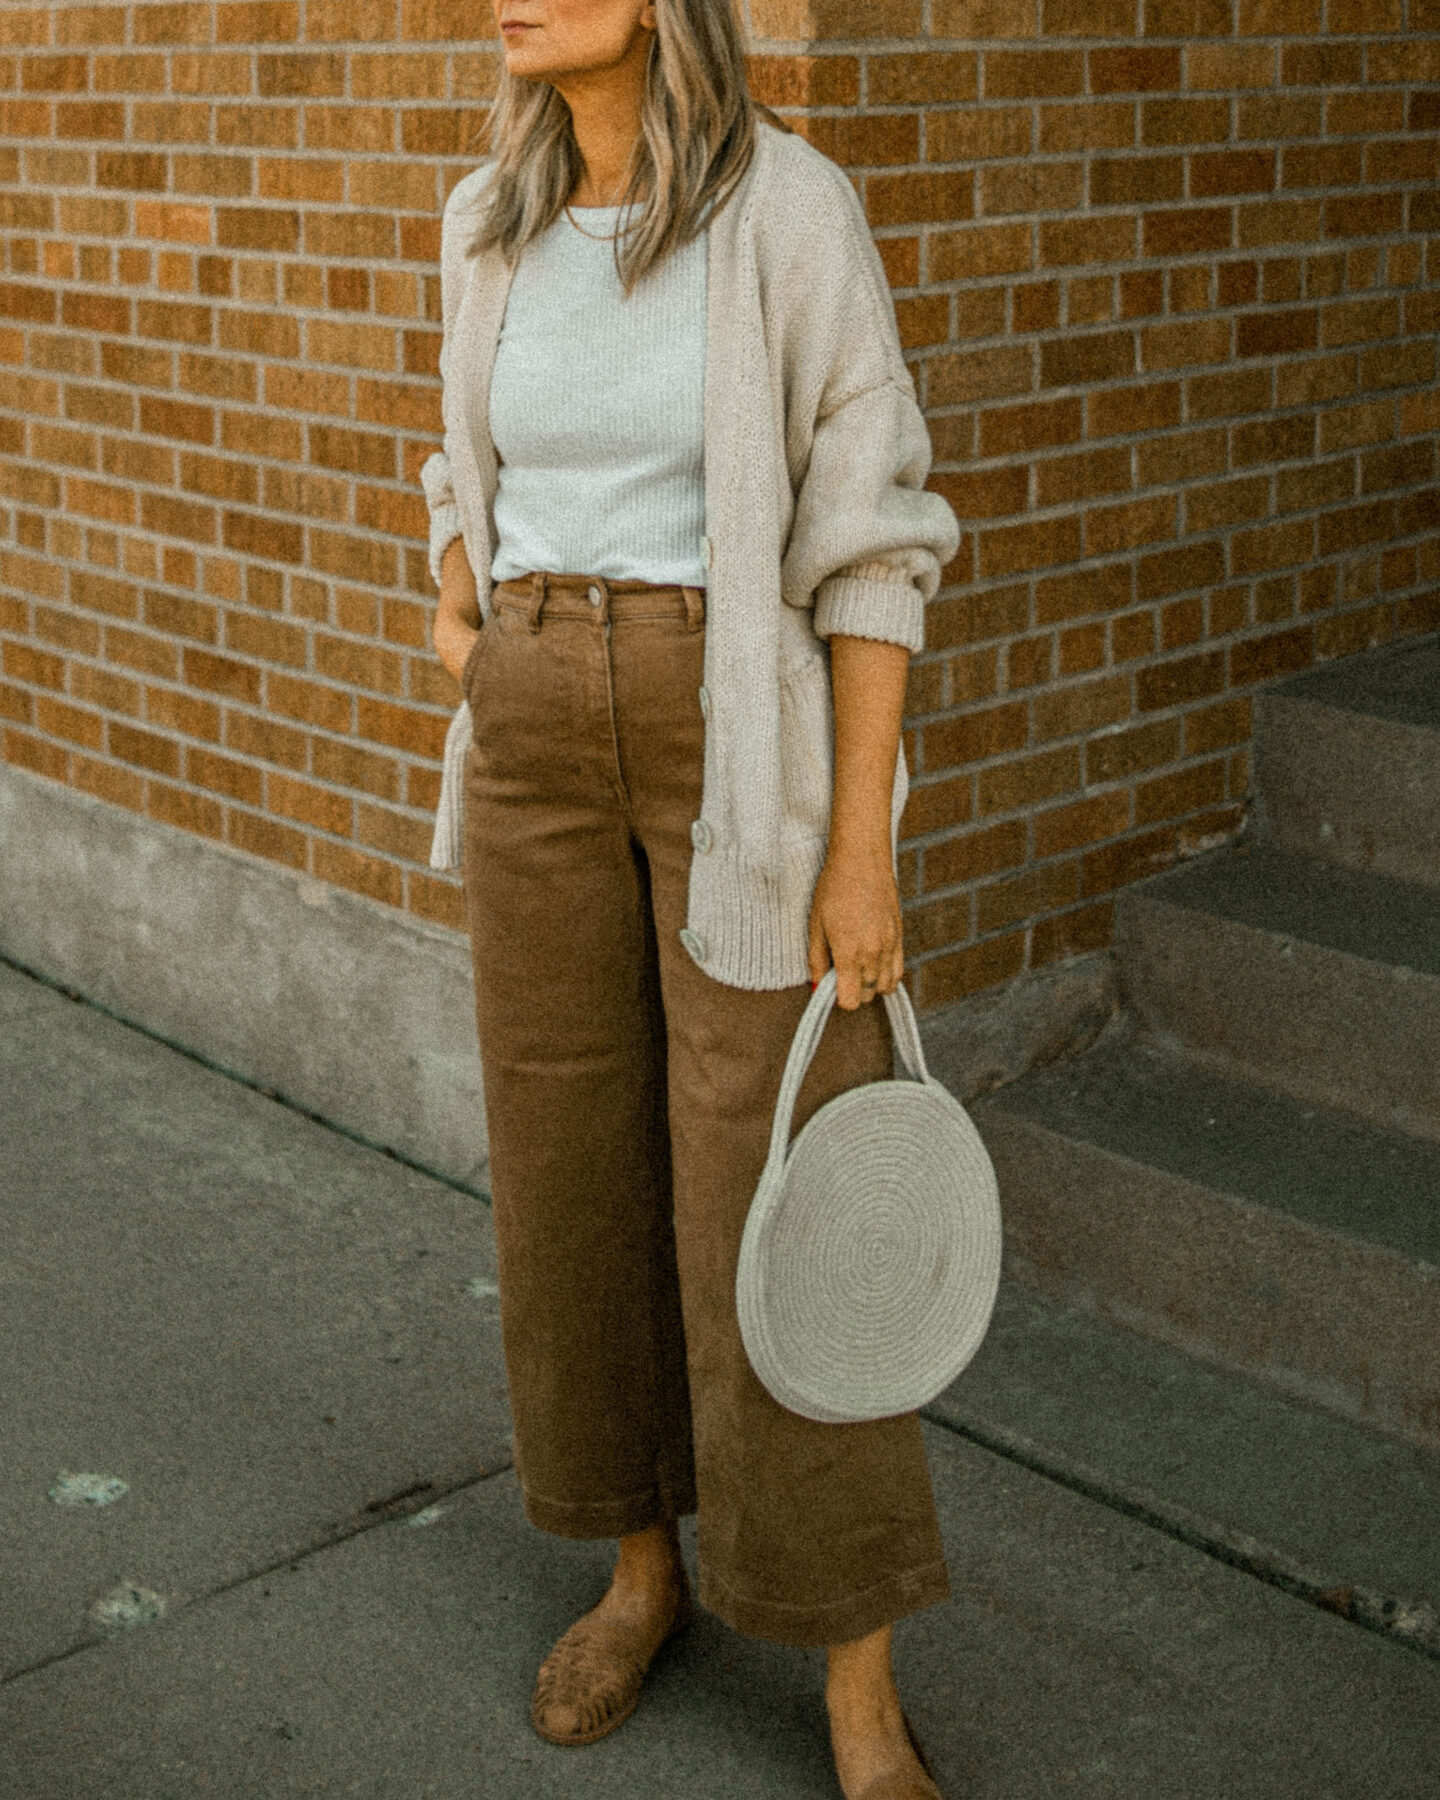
[928,344,1032,406]
[110,720,181,777]
[983,50,1084,99]
[1091,47,1178,92]
[184,746,263,805]
[1082,824,1180,895]
[222,612,306,668]
[981,160,1083,216]
[1,730,67,779]
[1113,608,1157,661]
[1086,495,1176,554]
[927,107,1030,162]
[929,584,1029,647]
[408,870,466,937]
[1033,675,1131,741]
[218,486,306,553]
[1039,214,1135,265]
[1183,696,1252,755]
[929,223,1031,281]
[311,838,401,907]
[976,860,1080,934]
[1135,756,1227,826]
[145,781,224,838]
[1192,477,1275,539]
[217,2,301,40]
[1035,561,1132,624]
[1036,445,1130,506]
[1136,649,1225,712]
[357,801,433,864]
[1059,621,1106,674]
[869,52,978,105]
[228,809,309,869]
[1233,516,1315,573]
[1187,366,1274,420]
[269,772,352,835]
[144,677,220,740]
[866,170,973,229]
[1005,634,1053,690]
[1041,329,1134,386]
[1229,626,1312,686]
[1040,100,1134,153]
[33,695,105,751]
[1033,790,1131,860]
[142,586,217,644]
[977,745,1081,816]
[916,932,1027,1009]
[979,513,1082,578]
[312,736,402,801]
[1190,44,1276,89]
[1090,154,1183,207]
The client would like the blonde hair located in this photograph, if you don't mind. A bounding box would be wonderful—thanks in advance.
[465,2,790,295]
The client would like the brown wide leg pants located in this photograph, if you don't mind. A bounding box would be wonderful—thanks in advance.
[460,569,951,1648]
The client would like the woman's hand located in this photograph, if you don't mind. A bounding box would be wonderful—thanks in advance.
[433,536,482,686]
[807,846,903,1010]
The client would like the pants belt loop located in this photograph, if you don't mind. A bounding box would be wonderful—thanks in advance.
[525,569,547,634]
[682,585,705,632]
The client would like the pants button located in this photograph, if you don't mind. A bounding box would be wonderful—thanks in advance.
[588,585,602,606]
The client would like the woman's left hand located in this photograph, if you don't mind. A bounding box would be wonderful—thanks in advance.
[807,848,903,1010]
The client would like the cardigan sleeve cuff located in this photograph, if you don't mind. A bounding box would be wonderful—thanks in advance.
[428,503,463,591]
[812,562,925,655]
[420,451,463,590]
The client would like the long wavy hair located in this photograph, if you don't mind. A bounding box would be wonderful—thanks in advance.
[465,2,790,295]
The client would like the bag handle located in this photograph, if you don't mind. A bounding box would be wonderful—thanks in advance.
[762,966,933,1178]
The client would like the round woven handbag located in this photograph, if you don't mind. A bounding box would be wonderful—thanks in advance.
[736,966,1003,1424]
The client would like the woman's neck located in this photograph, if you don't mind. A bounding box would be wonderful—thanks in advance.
[547,29,653,208]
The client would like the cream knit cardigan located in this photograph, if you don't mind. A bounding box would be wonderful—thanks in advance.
[421,119,960,991]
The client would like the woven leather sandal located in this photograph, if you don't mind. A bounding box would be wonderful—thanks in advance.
[854,1711,942,1800]
[530,1576,695,1747]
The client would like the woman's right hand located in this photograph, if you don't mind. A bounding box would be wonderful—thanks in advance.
[433,536,482,687]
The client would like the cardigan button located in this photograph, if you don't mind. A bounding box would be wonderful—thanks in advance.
[679,927,706,963]
[698,684,711,719]
[690,818,713,853]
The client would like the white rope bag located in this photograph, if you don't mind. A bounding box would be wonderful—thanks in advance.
[736,966,1003,1423]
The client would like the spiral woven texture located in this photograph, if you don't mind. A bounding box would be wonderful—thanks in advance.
[737,1072,1002,1425]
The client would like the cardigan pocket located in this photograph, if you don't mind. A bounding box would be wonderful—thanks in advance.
[777,652,834,846]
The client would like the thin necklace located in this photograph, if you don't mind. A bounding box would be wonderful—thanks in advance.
[564,191,643,241]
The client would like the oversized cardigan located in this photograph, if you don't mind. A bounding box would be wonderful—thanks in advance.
[420,117,961,991]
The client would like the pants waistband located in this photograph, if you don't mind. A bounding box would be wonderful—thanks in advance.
[493,572,706,633]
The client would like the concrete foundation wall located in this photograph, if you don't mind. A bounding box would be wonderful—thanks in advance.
[0,761,490,1192]
[0,762,1117,1184]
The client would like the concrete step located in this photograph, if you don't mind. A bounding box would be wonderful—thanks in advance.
[1256,630,1440,888]
[930,1279,1440,1660]
[1115,841,1440,1142]
[968,1035,1440,1452]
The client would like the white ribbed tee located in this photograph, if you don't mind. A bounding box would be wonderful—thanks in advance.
[487,203,709,589]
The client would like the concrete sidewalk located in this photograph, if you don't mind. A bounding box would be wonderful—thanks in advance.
[1,957,1437,1798]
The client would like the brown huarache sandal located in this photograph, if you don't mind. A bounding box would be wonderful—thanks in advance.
[854,1711,943,1800]
[529,1576,696,1747]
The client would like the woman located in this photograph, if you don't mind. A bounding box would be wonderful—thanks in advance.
[422,4,961,1796]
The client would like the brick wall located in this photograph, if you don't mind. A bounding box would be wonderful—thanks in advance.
[1,3,1437,1017]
